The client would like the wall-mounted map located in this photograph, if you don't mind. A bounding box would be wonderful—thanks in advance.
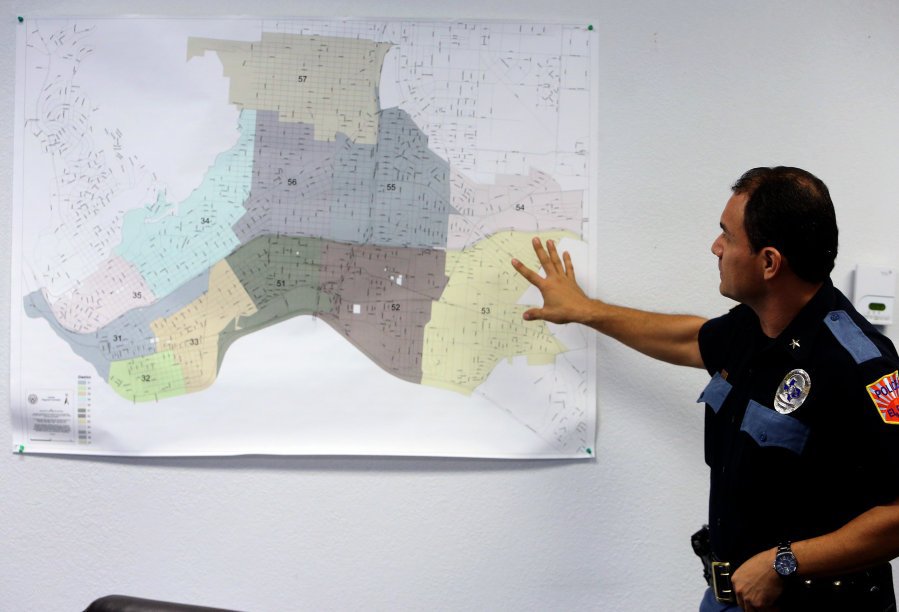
[12,18,597,458]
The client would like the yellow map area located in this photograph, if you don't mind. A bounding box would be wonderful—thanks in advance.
[422,231,573,395]
[188,32,391,144]
[148,260,259,395]
[109,260,258,401]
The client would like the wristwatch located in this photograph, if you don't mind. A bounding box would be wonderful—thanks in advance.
[773,542,799,579]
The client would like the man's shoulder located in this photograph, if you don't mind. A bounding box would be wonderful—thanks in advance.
[701,303,756,337]
[698,304,757,374]
[819,288,898,365]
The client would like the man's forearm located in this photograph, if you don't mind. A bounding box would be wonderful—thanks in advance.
[582,301,707,369]
[792,499,899,577]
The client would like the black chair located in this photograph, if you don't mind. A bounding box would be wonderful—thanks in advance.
[84,595,243,612]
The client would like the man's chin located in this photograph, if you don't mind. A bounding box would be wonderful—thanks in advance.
[718,284,736,301]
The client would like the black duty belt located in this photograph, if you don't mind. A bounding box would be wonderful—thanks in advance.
[708,557,894,607]
[691,526,896,608]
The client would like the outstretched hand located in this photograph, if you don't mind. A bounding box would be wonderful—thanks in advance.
[511,237,593,324]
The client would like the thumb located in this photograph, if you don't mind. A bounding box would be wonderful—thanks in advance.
[522,308,545,321]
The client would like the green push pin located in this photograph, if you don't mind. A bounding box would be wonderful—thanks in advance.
[18,16,24,23]
[587,24,593,31]
[17,445,25,453]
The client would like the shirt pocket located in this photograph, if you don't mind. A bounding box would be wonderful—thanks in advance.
[697,372,732,414]
[740,400,810,455]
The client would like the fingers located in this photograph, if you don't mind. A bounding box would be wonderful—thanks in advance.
[511,257,542,286]
[562,250,576,280]
[547,238,564,272]
[514,236,577,285]
[533,237,573,277]
[531,236,553,272]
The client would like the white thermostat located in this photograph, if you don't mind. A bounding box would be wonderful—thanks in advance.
[853,265,895,325]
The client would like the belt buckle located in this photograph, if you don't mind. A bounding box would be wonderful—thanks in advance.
[711,561,736,604]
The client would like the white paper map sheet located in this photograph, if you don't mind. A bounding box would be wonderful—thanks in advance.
[11,18,597,458]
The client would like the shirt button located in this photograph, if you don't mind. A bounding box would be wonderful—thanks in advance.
[760,432,768,442]
[831,313,840,321]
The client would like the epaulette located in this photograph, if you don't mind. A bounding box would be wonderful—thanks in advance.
[823,310,882,364]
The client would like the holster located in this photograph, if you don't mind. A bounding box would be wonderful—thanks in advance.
[691,524,735,603]
[691,524,713,586]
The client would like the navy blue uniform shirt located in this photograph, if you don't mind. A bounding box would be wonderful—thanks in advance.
[697,279,899,566]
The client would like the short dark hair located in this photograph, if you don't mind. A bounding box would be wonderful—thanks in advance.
[732,166,838,283]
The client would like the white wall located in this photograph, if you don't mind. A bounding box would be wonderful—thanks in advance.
[1,1,897,610]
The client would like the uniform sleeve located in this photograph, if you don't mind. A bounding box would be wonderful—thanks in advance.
[856,356,899,504]
[698,306,746,376]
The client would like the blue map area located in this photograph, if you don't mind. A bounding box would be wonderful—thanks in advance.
[115,110,257,297]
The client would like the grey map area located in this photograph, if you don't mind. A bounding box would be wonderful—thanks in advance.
[23,270,212,379]
[234,108,458,250]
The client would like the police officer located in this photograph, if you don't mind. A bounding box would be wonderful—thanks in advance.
[512,167,899,611]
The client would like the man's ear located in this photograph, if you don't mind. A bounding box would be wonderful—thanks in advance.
[760,246,783,280]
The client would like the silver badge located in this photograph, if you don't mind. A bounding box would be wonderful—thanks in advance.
[774,369,811,414]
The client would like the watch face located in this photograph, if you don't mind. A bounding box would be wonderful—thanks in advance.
[775,552,798,576]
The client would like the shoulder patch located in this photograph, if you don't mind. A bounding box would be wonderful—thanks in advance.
[867,371,899,424]
[824,310,882,364]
